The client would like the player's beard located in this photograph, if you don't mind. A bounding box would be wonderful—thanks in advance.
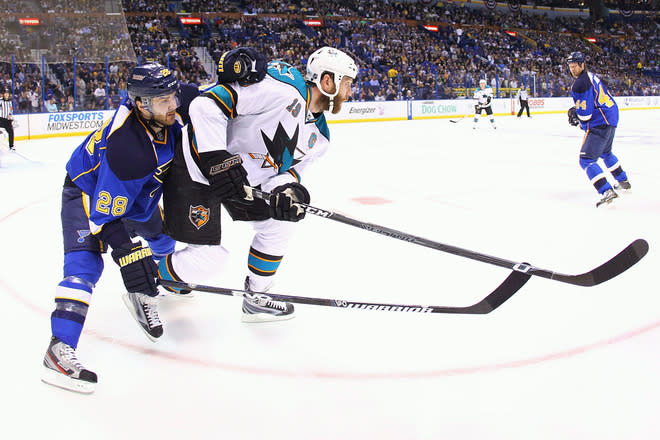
[330,95,344,114]
[151,111,176,128]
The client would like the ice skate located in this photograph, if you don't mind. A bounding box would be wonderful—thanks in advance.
[614,180,631,191]
[241,277,294,323]
[42,336,97,394]
[122,292,163,341]
[596,189,618,208]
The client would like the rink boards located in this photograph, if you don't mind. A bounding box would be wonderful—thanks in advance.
[11,95,660,140]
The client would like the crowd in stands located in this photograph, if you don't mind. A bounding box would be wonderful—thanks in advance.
[0,0,657,113]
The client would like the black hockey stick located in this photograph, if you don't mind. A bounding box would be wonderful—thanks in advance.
[158,269,531,315]
[449,114,470,123]
[247,187,648,286]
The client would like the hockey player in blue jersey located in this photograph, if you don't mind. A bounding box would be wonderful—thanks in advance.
[41,63,200,393]
[566,51,631,207]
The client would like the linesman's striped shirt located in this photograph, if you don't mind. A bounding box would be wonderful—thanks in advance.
[0,99,12,119]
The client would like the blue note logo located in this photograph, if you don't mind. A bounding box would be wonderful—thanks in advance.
[77,229,90,243]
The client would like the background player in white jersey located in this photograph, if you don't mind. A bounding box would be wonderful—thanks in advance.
[41,64,198,394]
[159,46,357,322]
[473,78,496,129]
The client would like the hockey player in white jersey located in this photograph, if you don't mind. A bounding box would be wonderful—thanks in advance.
[159,46,357,322]
[473,79,496,129]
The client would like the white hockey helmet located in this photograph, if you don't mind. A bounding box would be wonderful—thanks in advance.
[479,78,487,85]
[305,47,358,102]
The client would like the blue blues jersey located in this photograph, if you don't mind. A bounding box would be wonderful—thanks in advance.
[571,70,619,131]
[66,98,183,236]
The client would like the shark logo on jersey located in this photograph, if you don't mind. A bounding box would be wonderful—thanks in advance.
[270,61,295,81]
[261,123,300,173]
[189,205,210,229]
[76,229,90,243]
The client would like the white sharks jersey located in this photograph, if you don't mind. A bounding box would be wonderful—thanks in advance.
[473,86,494,108]
[182,60,330,193]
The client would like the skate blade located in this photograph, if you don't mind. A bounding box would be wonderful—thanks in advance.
[241,311,296,323]
[42,367,95,394]
[596,198,618,209]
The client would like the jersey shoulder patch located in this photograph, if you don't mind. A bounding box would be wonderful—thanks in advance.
[266,61,308,99]
[105,115,157,181]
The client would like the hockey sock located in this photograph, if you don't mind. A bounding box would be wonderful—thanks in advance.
[602,152,628,182]
[580,158,612,193]
[51,277,93,348]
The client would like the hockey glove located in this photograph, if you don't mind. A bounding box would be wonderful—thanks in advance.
[567,106,580,126]
[111,243,158,296]
[200,150,249,200]
[217,47,267,85]
[269,183,311,222]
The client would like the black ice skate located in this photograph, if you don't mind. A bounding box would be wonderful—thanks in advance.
[596,189,618,208]
[614,180,631,191]
[122,292,163,341]
[241,277,294,323]
[42,336,97,394]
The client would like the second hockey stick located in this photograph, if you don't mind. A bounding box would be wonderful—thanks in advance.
[159,269,531,315]
[449,114,471,123]
[247,187,648,287]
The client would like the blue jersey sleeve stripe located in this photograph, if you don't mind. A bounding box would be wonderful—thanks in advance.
[71,161,101,182]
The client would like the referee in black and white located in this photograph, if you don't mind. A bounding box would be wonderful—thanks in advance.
[0,89,14,150]
[516,88,531,118]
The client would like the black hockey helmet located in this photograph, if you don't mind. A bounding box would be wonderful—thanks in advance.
[127,62,179,111]
[566,51,585,64]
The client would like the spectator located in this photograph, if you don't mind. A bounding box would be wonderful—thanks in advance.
[93,82,106,108]
[45,97,58,112]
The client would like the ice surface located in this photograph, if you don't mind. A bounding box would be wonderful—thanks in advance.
[1,110,659,439]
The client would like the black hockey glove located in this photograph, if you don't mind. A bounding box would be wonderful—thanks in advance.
[269,183,311,222]
[200,150,249,200]
[111,243,158,296]
[217,47,267,85]
[567,106,580,126]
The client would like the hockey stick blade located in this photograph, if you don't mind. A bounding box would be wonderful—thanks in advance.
[530,238,649,286]
[246,187,648,287]
[158,270,530,315]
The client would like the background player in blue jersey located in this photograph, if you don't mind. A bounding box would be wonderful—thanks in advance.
[566,51,631,207]
[41,63,199,393]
